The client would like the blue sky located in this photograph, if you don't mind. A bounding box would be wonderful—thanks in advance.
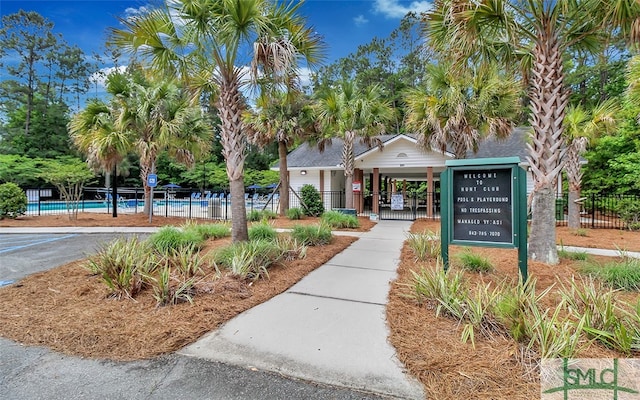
[1,0,430,67]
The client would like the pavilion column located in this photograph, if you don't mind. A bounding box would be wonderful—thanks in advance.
[402,179,407,202]
[427,167,434,218]
[319,170,325,210]
[373,168,380,214]
[354,168,363,213]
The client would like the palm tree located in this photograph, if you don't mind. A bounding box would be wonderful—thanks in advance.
[314,80,395,209]
[563,101,618,229]
[110,70,212,213]
[68,99,130,217]
[70,69,211,214]
[244,89,317,216]
[109,0,324,242]
[426,0,640,264]
[404,62,521,159]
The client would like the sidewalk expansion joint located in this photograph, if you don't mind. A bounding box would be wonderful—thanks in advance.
[286,291,386,306]
[325,263,399,272]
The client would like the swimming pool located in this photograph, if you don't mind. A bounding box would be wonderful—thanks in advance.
[27,200,110,212]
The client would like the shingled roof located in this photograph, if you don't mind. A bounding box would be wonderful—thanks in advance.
[277,128,531,169]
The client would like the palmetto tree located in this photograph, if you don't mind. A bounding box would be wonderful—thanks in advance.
[404,62,521,159]
[113,71,211,213]
[427,0,640,264]
[109,0,323,242]
[69,99,129,217]
[314,80,395,209]
[71,70,211,213]
[563,101,618,229]
[244,88,316,216]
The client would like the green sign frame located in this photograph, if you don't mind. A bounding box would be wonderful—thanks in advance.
[441,157,528,281]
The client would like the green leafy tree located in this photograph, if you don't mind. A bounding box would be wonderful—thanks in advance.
[427,0,640,264]
[39,158,96,220]
[109,0,324,242]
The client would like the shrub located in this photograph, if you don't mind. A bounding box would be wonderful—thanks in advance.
[248,220,277,241]
[286,207,304,220]
[617,198,640,230]
[455,249,494,273]
[406,230,441,261]
[290,223,333,246]
[85,237,159,299]
[300,184,324,216]
[148,226,205,254]
[321,210,359,229]
[0,182,27,219]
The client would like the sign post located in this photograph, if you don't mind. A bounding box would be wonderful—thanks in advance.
[441,157,527,281]
[147,173,157,224]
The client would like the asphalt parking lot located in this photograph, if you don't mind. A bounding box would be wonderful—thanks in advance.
[0,233,148,283]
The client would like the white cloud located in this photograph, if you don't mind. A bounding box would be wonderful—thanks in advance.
[373,0,431,18]
[354,15,369,27]
[89,66,128,89]
[124,6,150,19]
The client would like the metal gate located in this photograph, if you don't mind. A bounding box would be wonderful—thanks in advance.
[378,193,440,221]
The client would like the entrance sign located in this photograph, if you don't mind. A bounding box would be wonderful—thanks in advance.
[452,168,513,244]
[441,157,527,280]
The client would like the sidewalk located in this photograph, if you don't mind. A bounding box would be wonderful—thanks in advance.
[180,220,425,399]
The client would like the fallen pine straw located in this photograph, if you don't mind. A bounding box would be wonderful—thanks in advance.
[0,235,356,361]
[386,219,632,400]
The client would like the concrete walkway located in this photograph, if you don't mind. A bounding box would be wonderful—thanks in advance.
[180,220,425,399]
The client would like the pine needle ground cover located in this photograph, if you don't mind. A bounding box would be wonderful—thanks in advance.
[387,219,640,400]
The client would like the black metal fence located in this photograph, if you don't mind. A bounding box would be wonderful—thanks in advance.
[19,187,640,230]
[554,193,639,230]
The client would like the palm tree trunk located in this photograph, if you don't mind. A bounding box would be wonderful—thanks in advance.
[278,141,289,216]
[527,28,568,264]
[343,131,355,209]
[565,140,585,230]
[218,74,249,242]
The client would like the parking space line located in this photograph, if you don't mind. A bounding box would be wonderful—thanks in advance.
[0,234,78,254]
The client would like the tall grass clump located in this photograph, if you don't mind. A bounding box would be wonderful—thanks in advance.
[214,240,283,281]
[580,255,640,291]
[290,223,333,246]
[184,222,230,240]
[405,230,441,261]
[247,209,262,222]
[248,220,277,241]
[248,209,277,222]
[455,248,494,273]
[286,207,304,220]
[560,277,638,355]
[148,226,205,254]
[146,264,196,306]
[321,210,359,229]
[86,237,159,299]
